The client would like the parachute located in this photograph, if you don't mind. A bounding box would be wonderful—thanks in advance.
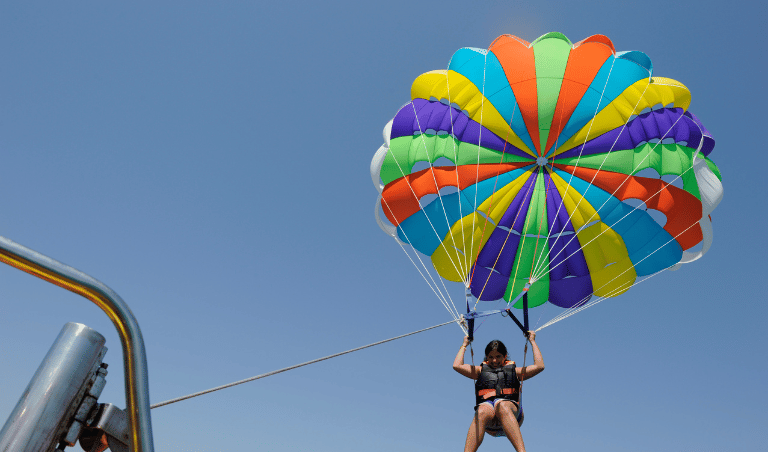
[371,32,722,331]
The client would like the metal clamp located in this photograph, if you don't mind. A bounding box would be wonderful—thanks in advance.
[79,404,130,452]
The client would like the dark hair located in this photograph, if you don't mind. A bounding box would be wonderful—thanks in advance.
[484,339,507,358]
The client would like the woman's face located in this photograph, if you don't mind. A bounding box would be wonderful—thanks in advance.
[486,349,506,368]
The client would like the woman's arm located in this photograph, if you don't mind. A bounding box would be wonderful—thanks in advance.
[453,336,480,379]
[517,331,545,381]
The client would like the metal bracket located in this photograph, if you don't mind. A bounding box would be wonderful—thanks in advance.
[79,404,130,452]
[61,363,109,447]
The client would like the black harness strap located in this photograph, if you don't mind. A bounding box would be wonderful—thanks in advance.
[504,292,530,337]
[466,295,475,342]
[523,292,529,332]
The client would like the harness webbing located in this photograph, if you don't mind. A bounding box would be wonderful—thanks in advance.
[502,292,531,337]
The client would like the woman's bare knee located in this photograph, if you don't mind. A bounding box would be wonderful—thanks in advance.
[495,400,519,418]
[475,405,495,426]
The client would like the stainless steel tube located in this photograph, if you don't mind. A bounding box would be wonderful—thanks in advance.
[0,323,106,452]
[0,236,154,452]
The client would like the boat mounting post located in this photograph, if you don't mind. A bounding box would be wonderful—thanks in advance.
[0,236,154,452]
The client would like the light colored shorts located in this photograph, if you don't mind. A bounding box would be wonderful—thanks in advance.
[479,399,523,437]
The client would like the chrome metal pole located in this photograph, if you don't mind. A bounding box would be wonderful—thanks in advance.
[0,323,106,452]
[0,236,154,452]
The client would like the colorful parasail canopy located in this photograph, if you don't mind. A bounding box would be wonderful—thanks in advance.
[371,32,723,313]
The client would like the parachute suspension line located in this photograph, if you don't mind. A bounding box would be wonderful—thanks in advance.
[466,47,538,300]
[443,69,470,281]
[529,112,694,285]
[537,276,632,331]
[536,269,667,331]
[529,48,572,281]
[506,170,540,299]
[540,105,685,276]
[536,215,704,330]
[150,318,463,409]
[466,134,528,308]
[394,237,463,326]
[531,38,576,280]
[381,197,463,324]
[530,63,649,280]
[468,50,490,287]
[530,169,558,281]
[466,45,525,299]
[409,105,468,280]
[474,171,538,302]
[382,102,470,283]
[531,81,687,283]
[531,302,548,333]
[518,113,699,330]
[411,97,470,280]
[529,56,622,279]
[527,167,552,288]
[529,55,656,280]
[536,215,695,331]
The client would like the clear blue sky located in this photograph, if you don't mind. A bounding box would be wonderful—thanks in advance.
[0,1,764,451]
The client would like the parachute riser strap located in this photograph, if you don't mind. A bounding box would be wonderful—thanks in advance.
[503,287,530,337]
[466,288,475,342]
[504,308,527,336]
[523,292,529,332]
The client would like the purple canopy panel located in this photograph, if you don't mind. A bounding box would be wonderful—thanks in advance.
[547,234,590,280]
[548,277,594,308]
[470,264,512,301]
[475,227,522,275]
[497,171,538,231]
[556,108,710,159]
[684,111,715,156]
[389,99,532,159]
[544,171,574,236]
[390,101,419,139]
[469,171,539,301]
[541,169,596,307]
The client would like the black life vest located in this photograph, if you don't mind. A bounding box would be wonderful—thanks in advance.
[474,361,520,406]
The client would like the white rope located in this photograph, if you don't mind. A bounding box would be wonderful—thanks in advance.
[530,99,692,283]
[464,66,526,310]
[383,102,469,283]
[395,238,463,324]
[535,212,704,330]
[472,169,539,303]
[468,51,489,287]
[443,67,469,280]
[530,65,656,280]
[531,130,696,285]
[535,270,663,331]
[151,318,462,409]
[530,55,623,279]
[411,100,470,279]
[381,196,463,322]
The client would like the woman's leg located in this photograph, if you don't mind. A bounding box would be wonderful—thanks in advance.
[495,400,525,452]
[464,404,494,452]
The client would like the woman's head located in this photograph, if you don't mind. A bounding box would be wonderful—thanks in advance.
[484,339,508,367]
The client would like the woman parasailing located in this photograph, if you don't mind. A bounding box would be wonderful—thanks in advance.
[453,333,544,452]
